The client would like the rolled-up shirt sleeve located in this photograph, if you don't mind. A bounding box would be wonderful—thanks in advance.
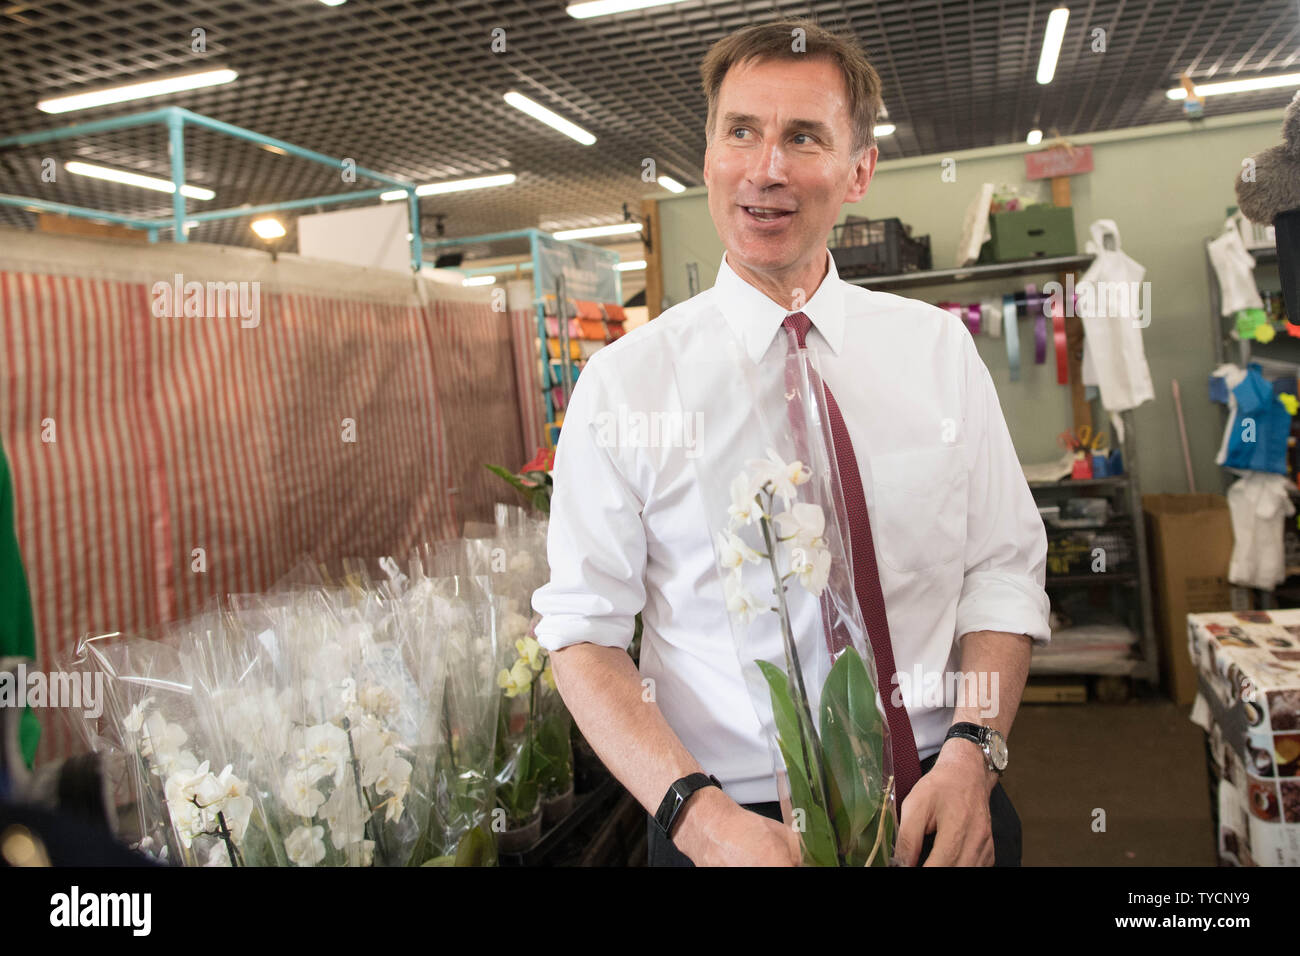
[954,335,1051,646]
[532,355,647,652]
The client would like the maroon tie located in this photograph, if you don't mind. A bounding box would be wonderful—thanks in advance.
[782,312,924,808]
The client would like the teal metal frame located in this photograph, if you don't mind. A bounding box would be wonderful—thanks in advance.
[424,227,623,441]
[0,106,424,270]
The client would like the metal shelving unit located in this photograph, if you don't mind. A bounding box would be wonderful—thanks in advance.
[852,255,1157,682]
[1205,237,1295,610]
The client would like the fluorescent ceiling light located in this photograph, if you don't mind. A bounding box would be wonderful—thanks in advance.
[380,173,516,202]
[552,223,643,240]
[38,68,238,114]
[65,161,214,200]
[250,218,286,240]
[1036,7,1070,85]
[657,175,685,193]
[504,91,596,145]
[873,123,896,137]
[567,0,687,16]
[1026,129,1044,145]
[615,259,647,272]
[463,275,496,286]
[1166,72,1300,99]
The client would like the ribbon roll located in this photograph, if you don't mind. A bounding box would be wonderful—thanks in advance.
[985,301,1002,338]
[1052,296,1068,384]
[1003,293,1020,382]
[1029,284,1047,364]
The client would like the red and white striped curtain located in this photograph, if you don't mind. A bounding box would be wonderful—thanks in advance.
[0,229,538,761]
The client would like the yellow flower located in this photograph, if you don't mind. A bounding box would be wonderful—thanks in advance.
[497,665,525,699]
[516,636,545,673]
[541,661,556,691]
[510,658,535,697]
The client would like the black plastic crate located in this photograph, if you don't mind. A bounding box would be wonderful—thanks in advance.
[829,216,932,278]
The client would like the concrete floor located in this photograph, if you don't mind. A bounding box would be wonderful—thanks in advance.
[1000,699,1217,866]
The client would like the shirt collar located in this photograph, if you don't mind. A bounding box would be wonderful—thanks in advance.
[712,247,846,365]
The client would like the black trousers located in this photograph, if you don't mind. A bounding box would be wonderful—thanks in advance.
[647,752,1021,866]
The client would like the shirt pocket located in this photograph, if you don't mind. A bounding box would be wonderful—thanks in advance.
[867,445,968,573]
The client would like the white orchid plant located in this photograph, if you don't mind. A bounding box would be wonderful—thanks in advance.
[717,450,895,867]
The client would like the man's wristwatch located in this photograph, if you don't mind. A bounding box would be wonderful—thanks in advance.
[654,772,722,842]
[944,722,1009,775]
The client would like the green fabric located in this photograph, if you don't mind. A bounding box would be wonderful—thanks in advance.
[0,438,41,767]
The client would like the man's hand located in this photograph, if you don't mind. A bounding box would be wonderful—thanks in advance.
[895,739,999,867]
[673,787,801,867]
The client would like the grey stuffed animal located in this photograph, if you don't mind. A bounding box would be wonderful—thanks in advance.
[1237,90,1300,325]
[1235,90,1300,224]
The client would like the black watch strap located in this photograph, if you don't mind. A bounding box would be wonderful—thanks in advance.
[946,721,986,745]
[654,772,722,841]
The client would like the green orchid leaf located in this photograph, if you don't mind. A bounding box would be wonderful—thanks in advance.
[454,823,495,867]
[819,648,877,853]
[755,660,807,780]
[776,736,838,866]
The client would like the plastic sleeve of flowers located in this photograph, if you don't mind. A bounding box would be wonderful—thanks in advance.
[232,588,420,866]
[72,630,206,864]
[411,575,502,864]
[176,612,289,866]
[670,325,895,866]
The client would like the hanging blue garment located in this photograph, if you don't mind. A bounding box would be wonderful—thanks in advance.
[1224,363,1293,474]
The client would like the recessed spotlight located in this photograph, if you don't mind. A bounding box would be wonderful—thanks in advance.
[1027,129,1044,145]
[873,123,896,137]
[251,218,286,240]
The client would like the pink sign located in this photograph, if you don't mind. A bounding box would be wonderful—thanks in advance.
[1025,145,1094,180]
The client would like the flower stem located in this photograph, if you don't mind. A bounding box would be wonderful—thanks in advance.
[757,491,833,837]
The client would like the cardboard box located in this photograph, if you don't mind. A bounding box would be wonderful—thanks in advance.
[1143,494,1235,705]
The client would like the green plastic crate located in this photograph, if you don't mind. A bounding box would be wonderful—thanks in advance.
[989,205,1077,261]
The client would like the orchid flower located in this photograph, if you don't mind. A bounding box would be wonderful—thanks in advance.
[716,530,762,570]
[284,825,327,867]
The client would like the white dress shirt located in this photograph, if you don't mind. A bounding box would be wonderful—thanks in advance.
[533,248,1050,804]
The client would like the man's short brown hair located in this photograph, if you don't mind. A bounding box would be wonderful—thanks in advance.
[700,18,883,156]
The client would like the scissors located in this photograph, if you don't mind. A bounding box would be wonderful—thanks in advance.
[1057,425,1104,454]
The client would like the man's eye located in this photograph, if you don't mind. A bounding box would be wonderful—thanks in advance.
[793,133,814,145]
[730,127,750,139]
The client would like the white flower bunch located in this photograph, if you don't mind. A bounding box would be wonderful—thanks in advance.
[718,450,831,625]
[162,760,254,857]
[278,697,414,865]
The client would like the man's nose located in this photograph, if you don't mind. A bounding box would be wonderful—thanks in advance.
[748,140,789,187]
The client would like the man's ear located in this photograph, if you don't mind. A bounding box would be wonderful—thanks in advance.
[844,144,878,204]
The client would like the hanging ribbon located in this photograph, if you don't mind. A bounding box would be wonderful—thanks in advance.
[1003,293,1020,382]
[985,300,1002,338]
[1028,283,1047,364]
[1052,294,1068,384]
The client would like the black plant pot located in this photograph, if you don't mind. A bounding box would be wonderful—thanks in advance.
[1277,208,1300,328]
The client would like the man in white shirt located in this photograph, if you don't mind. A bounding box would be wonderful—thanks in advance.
[533,18,1049,866]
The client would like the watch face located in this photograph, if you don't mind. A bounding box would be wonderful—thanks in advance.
[988,730,1008,771]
